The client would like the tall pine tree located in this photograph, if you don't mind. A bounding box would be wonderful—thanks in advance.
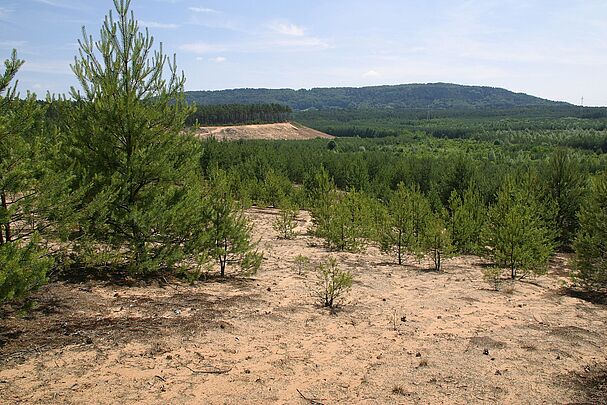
[0,50,53,302]
[205,169,262,277]
[380,183,431,264]
[573,171,607,290]
[448,185,486,255]
[483,175,555,280]
[63,0,205,273]
[541,149,586,249]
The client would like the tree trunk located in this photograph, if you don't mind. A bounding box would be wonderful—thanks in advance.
[1,191,10,243]
[220,238,227,277]
[510,246,516,279]
[436,250,441,272]
[433,247,440,271]
[397,230,402,265]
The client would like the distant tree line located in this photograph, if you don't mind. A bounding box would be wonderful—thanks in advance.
[296,108,607,135]
[186,103,292,126]
[185,83,569,110]
[323,127,399,138]
[295,106,607,122]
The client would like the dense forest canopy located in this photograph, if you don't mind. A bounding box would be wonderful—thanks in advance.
[184,84,606,140]
[185,103,292,126]
[294,108,607,149]
[185,83,568,110]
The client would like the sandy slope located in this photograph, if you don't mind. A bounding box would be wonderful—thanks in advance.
[193,122,334,141]
[1,208,606,404]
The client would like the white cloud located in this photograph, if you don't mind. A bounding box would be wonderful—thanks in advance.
[179,42,226,55]
[187,16,241,32]
[56,42,80,51]
[187,17,240,31]
[272,37,330,51]
[21,60,73,75]
[194,56,227,63]
[180,35,330,56]
[139,20,179,29]
[407,46,427,54]
[363,70,381,78]
[34,0,60,6]
[189,6,218,13]
[265,20,329,51]
[33,0,82,10]
[0,40,28,50]
[269,22,305,37]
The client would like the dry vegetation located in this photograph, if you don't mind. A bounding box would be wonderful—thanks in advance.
[193,122,334,141]
[1,208,606,404]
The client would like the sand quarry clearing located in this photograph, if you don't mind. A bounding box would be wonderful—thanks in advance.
[193,123,334,141]
[1,208,606,404]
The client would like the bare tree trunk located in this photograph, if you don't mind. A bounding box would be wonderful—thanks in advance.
[220,237,227,277]
[510,246,516,279]
[397,230,402,265]
[1,191,10,243]
[436,250,441,272]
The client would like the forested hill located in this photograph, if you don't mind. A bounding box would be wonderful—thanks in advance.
[185,83,567,111]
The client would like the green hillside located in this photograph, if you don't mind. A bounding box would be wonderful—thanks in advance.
[186,82,567,110]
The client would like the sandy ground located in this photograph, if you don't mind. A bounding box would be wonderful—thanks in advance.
[1,208,606,404]
[193,123,334,141]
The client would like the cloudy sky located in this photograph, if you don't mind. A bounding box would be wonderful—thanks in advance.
[1,0,606,105]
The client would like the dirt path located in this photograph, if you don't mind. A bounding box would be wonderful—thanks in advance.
[1,208,606,404]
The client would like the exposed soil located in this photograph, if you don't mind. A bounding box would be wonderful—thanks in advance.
[1,208,606,404]
[193,122,334,141]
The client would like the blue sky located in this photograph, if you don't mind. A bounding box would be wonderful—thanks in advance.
[1,0,606,105]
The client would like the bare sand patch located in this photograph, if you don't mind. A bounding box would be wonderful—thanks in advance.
[193,123,334,141]
[1,208,606,404]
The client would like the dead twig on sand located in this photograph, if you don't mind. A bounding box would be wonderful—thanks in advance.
[297,388,325,405]
[183,364,231,374]
[161,276,180,291]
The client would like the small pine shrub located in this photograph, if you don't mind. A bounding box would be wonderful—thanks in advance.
[178,256,213,284]
[313,257,353,308]
[483,267,504,291]
[240,251,264,275]
[314,190,373,252]
[0,241,52,304]
[273,199,298,239]
[293,255,310,275]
